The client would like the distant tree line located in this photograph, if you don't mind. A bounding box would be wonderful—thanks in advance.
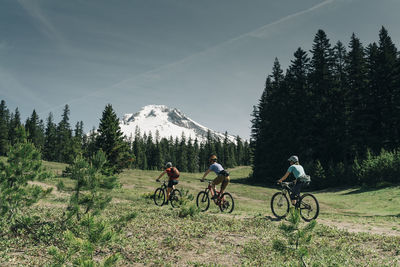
[0,101,250,173]
[121,128,251,172]
[251,27,400,188]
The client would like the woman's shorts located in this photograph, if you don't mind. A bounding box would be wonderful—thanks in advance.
[212,175,230,191]
[290,181,305,200]
[168,179,179,188]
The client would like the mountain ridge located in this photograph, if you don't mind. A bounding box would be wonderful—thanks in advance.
[119,105,237,143]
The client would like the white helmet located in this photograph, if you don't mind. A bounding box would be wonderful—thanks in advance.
[165,162,172,168]
[288,155,299,163]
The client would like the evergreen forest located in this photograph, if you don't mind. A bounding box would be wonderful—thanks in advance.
[0,101,251,174]
[251,27,400,188]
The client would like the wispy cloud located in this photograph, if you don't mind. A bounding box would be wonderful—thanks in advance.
[39,0,335,114]
[244,0,334,39]
[100,0,336,87]
[17,0,69,51]
[0,66,50,108]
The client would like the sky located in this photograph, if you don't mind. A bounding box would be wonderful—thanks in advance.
[1,0,400,139]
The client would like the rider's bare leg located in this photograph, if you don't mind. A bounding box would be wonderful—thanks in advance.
[167,187,172,200]
[210,184,216,198]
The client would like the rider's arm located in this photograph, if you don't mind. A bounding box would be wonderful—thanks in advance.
[201,169,212,181]
[278,172,290,183]
[156,171,166,181]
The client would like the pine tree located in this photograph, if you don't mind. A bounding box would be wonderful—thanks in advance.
[8,108,22,146]
[308,29,335,165]
[346,34,369,158]
[235,136,244,166]
[71,121,84,158]
[0,142,52,220]
[43,113,57,161]
[25,109,45,151]
[56,105,73,163]
[285,48,310,158]
[0,100,10,156]
[365,42,382,153]
[377,27,398,150]
[176,132,188,172]
[96,104,130,174]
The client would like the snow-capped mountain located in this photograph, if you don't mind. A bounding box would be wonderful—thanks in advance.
[120,105,236,143]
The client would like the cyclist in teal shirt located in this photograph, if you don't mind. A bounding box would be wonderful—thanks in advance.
[278,155,310,205]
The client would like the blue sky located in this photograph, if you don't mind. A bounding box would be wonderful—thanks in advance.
[1,0,400,139]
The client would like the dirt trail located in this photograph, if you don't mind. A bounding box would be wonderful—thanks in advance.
[317,218,400,237]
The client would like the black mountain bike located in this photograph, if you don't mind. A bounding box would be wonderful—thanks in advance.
[271,181,319,222]
[196,180,234,213]
[153,180,182,208]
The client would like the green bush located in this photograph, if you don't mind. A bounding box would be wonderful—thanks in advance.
[353,149,400,185]
[272,207,317,266]
[0,142,52,220]
[177,189,200,218]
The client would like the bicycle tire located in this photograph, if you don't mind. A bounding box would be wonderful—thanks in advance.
[170,189,182,208]
[271,192,290,219]
[196,191,210,212]
[299,193,319,221]
[154,188,165,206]
[219,192,234,213]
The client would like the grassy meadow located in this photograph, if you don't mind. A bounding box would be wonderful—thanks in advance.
[1,161,400,266]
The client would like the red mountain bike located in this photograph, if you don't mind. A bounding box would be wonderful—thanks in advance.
[196,180,234,213]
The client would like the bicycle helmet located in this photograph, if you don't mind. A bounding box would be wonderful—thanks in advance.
[209,154,217,162]
[165,162,172,168]
[288,155,299,163]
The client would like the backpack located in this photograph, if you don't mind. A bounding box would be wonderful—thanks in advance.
[170,167,180,178]
[299,174,311,183]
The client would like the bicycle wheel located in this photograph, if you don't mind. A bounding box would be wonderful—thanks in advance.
[271,192,290,219]
[154,188,165,206]
[219,192,234,213]
[299,193,319,221]
[170,189,182,208]
[196,191,210,212]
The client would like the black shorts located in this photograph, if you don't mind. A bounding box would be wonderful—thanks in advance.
[290,181,305,200]
[168,179,179,188]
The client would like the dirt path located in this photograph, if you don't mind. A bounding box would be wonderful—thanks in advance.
[317,218,400,237]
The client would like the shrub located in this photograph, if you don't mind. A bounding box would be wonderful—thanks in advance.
[353,149,400,185]
[177,189,200,218]
[0,142,52,220]
[272,208,317,266]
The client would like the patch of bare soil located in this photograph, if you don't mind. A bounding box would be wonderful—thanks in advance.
[318,218,400,237]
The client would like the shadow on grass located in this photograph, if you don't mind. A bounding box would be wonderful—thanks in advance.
[229,177,275,189]
[264,215,284,222]
[342,184,400,195]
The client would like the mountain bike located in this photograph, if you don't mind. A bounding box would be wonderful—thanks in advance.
[153,180,182,208]
[271,181,319,222]
[196,180,234,213]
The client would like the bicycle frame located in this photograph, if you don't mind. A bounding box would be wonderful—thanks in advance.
[204,181,222,201]
[271,181,319,221]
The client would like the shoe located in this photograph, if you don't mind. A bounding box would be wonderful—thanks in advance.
[211,195,218,200]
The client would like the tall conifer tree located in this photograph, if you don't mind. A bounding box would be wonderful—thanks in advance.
[0,100,10,156]
[96,104,129,173]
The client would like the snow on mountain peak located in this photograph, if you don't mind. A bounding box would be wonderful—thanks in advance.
[120,105,236,143]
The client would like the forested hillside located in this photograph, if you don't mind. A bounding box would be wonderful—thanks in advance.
[251,27,400,188]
